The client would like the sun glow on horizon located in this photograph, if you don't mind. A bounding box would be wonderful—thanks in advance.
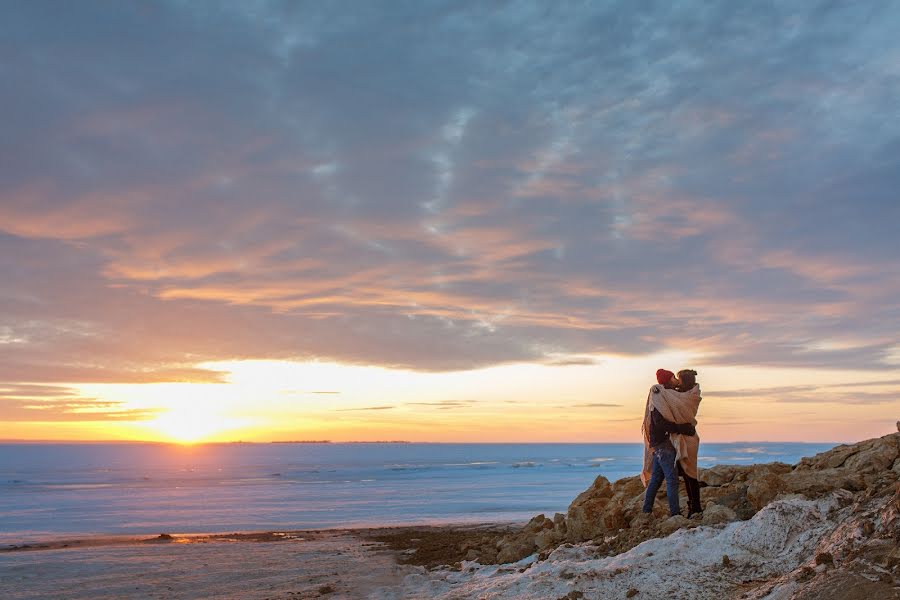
[5,354,898,444]
[145,405,247,444]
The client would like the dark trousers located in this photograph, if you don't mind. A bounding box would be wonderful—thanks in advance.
[678,464,702,516]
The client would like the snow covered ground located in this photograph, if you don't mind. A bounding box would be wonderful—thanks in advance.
[371,496,840,599]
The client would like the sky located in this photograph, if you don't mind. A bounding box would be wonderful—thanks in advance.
[2,1,899,443]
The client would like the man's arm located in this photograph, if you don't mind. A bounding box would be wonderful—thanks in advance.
[671,421,696,436]
[656,412,696,436]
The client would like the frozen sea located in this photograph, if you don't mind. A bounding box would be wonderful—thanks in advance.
[0,441,834,543]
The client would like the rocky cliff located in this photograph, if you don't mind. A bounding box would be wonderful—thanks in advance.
[453,431,900,597]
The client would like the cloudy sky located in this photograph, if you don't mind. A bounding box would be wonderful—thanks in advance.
[2,1,899,442]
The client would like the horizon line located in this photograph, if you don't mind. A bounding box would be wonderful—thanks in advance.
[0,438,845,445]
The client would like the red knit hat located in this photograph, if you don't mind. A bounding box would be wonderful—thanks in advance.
[656,369,674,385]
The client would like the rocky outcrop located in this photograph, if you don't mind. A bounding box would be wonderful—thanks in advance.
[474,432,900,566]
[743,472,900,598]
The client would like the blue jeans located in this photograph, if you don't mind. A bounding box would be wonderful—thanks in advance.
[642,443,681,516]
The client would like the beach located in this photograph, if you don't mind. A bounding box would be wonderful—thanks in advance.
[1,525,525,599]
[1,529,403,599]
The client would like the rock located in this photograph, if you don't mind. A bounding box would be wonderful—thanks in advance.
[490,517,558,563]
[781,468,866,497]
[495,536,535,564]
[859,518,875,536]
[626,588,639,598]
[534,527,563,550]
[704,485,755,520]
[658,515,691,535]
[477,545,498,563]
[797,433,899,474]
[701,462,791,487]
[730,498,837,560]
[524,514,552,534]
[722,554,732,567]
[565,475,614,541]
[797,444,857,470]
[702,502,738,526]
[630,511,652,529]
[814,552,833,566]
[842,435,899,474]
[746,473,786,510]
[699,464,742,487]
[615,475,646,498]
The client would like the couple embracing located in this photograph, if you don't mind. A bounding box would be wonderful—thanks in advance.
[640,369,702,518]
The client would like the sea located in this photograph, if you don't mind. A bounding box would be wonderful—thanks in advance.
[0,442,834,544]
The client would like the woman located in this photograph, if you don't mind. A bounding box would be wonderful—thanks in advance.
[674,369,702,516]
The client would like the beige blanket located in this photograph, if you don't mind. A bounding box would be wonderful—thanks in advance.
[640,384,702,485]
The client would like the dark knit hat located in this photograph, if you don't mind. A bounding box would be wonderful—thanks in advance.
[656,369,675,385]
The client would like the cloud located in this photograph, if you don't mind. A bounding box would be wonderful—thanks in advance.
[333,405,395,412]
[543,356,604,367]
[1,0,900,396]
[0,383,160,421]
[405,400,477,410]
[707,385,818,398]
[707,378,900,405]
[772,391,899,405]
[566,403,624,408]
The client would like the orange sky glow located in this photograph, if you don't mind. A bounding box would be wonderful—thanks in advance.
[5,355,898,444]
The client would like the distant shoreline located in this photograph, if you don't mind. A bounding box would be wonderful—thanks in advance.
[0,522,515,556]
[269,440,412,444]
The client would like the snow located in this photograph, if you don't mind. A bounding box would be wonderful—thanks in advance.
[371,496,840,600]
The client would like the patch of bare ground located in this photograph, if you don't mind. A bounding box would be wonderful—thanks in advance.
[362,524,516,569]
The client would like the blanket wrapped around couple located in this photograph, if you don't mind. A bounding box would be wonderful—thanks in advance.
[641,384,702,486]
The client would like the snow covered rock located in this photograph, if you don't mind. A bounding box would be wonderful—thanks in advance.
[375,497,852,600]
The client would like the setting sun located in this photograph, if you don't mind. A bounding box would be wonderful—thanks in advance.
[145,405,242,443]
